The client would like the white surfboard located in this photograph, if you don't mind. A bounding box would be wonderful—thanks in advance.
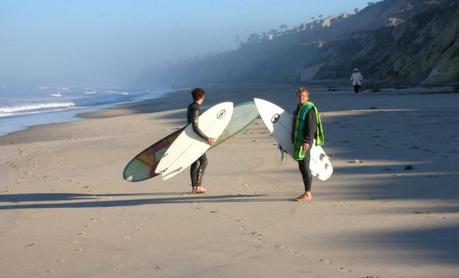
[254,98,333,181]
[156,102,234,180]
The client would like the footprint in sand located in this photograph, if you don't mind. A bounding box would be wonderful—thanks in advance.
[5,160,18,169]
[18,149,26,157]
[250,231,265,243]
[275,244,287,250]
[77,232,89,238]
[273,243,304,257]
[82,185,96,193]
[338,266,352,273]
[234,219,246,231]
[319,258,333,264]
[250,231,263,237]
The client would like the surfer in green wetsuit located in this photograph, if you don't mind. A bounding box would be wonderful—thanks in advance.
[187,88,216,194]
[291,88,322,201]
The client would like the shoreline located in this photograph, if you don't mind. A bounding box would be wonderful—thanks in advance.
[0,86,178,138]
[1,83,457,141]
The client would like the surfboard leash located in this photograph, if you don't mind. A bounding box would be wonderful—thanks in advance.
[276,144,288,166]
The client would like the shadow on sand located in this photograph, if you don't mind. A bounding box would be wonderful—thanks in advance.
[329,223,459,265]
[0,193,289,210]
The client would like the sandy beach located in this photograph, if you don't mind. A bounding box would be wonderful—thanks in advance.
[1,84,459,277]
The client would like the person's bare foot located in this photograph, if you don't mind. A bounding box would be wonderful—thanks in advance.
[192,186,208,194]
[295,192,312,202]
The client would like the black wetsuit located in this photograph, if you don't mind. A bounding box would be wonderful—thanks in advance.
[292,104,317,192]
[187,102,209,188]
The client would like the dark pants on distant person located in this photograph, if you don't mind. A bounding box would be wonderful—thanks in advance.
[354,85,361,93]
[190,154,208,187]
[298,151,312,192]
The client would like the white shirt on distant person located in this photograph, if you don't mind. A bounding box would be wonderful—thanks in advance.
[351,71,363,86]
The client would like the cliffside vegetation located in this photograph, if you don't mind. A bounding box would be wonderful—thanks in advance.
[146,0,459,86]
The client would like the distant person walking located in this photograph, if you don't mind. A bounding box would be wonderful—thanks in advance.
[351,68,363,93]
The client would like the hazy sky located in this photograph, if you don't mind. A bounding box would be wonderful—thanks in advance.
[0,0,372,87]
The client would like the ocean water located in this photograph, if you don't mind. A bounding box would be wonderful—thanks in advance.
[0,86,170,136]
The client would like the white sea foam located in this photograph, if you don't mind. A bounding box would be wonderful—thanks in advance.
[0,102,76,118]
[49,93,62,97]
[85,91,97,95]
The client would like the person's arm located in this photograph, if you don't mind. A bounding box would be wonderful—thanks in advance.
[302,109,317,150]
[191,107,210,141]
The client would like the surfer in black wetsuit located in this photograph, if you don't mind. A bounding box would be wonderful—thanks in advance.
[291,88,317,201]
[187,88,216,194]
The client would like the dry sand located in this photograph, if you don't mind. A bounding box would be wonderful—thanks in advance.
[1,85,459,277]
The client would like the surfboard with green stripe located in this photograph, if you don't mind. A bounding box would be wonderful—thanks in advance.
[123,100,260,182]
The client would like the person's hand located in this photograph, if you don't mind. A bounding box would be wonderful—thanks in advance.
[208,138,216,145]
[303,143,310,151]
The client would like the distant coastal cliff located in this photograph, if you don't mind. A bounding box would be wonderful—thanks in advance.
[144,0,459,86]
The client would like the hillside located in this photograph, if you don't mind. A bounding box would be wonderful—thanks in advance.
[144,0,459,86]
